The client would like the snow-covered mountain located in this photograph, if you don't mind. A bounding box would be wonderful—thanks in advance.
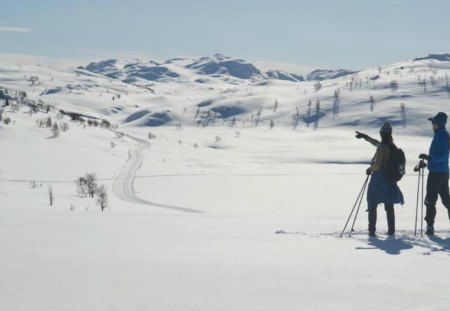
[2,53,450,135]
[185,53,262,79]
[84,54,346,83]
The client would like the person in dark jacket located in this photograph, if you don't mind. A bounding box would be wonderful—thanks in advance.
[418,112,450,235]
[356,122,404,236]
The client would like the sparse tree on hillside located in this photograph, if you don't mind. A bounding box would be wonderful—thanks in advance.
[333,89,340,117]
[445,74,449,95]
[370,95,375,112]
[389,80,399,92]
[314,81,322,92]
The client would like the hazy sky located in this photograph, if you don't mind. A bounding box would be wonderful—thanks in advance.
[1,0,450,70]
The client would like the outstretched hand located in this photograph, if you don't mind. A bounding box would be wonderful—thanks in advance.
[355,131,368,140]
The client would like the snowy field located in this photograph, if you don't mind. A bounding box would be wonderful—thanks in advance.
[1,56,450,310]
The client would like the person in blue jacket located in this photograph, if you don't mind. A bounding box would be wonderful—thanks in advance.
[419,112,450,235]
[356,122,404,236]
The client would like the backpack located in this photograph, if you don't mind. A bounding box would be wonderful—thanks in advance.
[385,143,406,183]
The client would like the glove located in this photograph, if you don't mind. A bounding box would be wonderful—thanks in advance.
[418,160,427,169]
[355,131,368,140]
[419,154,429,160]
[366,167,372,175]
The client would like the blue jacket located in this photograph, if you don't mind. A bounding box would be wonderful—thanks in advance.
[428,127,450,173]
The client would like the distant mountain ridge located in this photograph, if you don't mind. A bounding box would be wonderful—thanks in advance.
[83,54,357,83]
[414,54,450,62]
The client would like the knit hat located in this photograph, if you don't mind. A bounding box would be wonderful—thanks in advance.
[428,112,447,127]
[379,121,392,134]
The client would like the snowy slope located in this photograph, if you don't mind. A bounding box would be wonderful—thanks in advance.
[1,54,450,311]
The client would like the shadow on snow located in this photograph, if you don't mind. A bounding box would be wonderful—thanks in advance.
[354,231,450,255]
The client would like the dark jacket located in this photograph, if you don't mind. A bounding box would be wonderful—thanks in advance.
[367,142,404,208]
[428,127,450,173]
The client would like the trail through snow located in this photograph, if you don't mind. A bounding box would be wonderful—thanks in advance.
[112,133,204,213]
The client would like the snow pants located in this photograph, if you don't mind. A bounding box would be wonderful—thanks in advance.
[368,204,395,234]
[424,172,450,226]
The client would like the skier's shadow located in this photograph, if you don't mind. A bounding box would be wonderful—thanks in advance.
[428,235,450,252]
[356,236,413,255]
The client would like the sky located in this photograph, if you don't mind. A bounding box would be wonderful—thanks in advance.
[1,0,450,71]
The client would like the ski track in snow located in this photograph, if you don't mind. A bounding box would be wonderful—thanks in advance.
[112,133,204,214]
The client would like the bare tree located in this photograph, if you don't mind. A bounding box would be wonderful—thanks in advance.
[48,185,54,206]
[75,173,98,198]
[85,173,97,198]
[370,95,375,112]
[75,177,88,197]
[333,89,340,116]
[95,185,108,211]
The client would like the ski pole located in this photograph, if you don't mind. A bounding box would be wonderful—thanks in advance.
[340,175,369,237]
[420,164,425,237]
[414,162,421,236]
[414,160,426,236]
[349,176,369,237]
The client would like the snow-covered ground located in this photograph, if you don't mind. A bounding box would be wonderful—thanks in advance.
[1,55,450,310]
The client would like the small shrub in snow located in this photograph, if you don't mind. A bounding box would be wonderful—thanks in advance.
[116,132,124,139]
[100,119,111,128]
[111,141,116,148]
[148,131,156,139]
[60,122,69,132]
[3,117,11,125]
[52,123,60,137]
